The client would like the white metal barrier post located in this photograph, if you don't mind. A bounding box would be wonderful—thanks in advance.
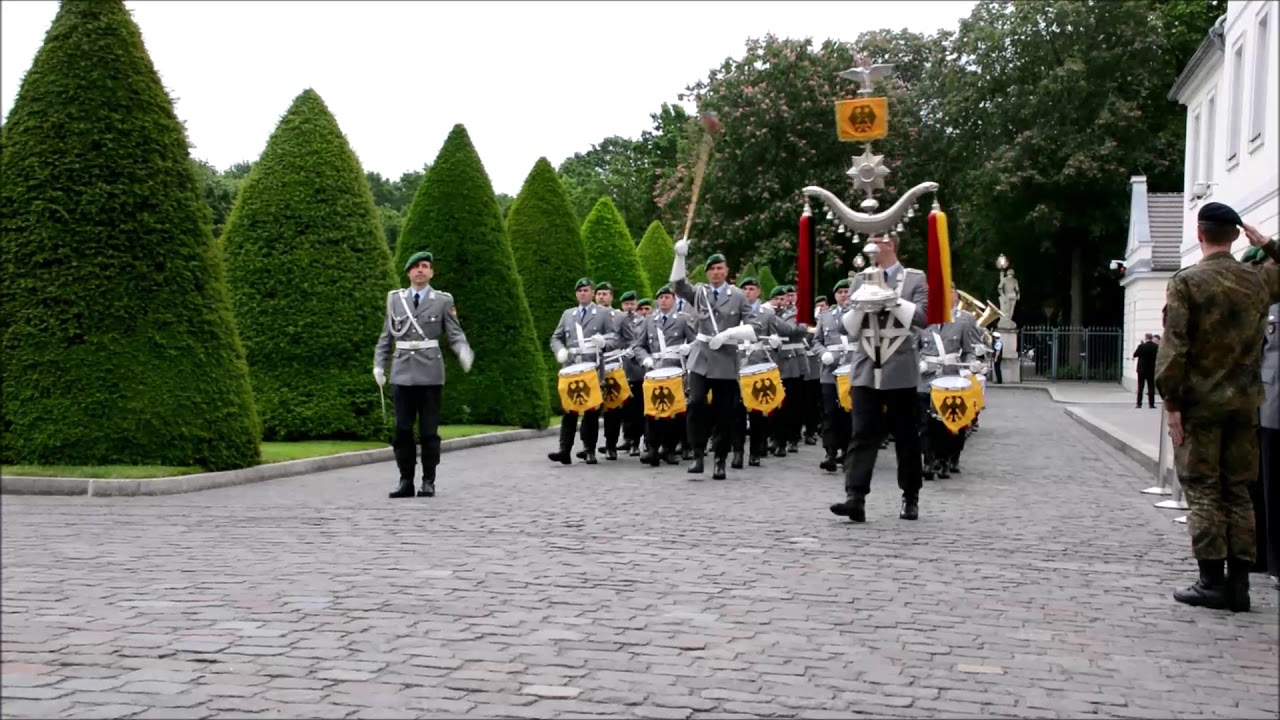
[1152,407,1190,518]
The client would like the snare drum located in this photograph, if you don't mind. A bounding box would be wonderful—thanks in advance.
[834,364,853,412]
[928,375,975,433]
[740,362,784,414]
[643,366,686,419]
[602,361,631,410]
[974,373,987,411]
[557,362,602,413]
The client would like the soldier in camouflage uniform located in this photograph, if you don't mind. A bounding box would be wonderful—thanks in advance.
[1156,202,1280,613]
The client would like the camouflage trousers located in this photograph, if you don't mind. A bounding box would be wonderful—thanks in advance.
[1174,413,1258,562]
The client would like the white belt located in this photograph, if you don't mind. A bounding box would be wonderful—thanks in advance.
[396,340,439,351]
[653,351,682,360]
[780,343,806,351]
[696,333,738,347]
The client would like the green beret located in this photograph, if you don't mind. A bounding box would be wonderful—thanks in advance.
[619,290,637,302]
[815,295,828,304]
[637,298,652,307]
[596,281,613,292]
[403,251,433,272]
[575,278,594,290]
[1242,246,1267,265]
[656,285,674,297]
[704,253,726,270]
[833,278,851,291]
[739,276,759,288]
[769,286,787,299]
[784,285,796,293]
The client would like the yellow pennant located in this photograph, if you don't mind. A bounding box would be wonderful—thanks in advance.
[601,365,631,411]
[557,365,602,413]
[835,97,889,142]
[740,365,785,415]
[930,385,977,434]
[643,372,686,419]
[836,370,853,412]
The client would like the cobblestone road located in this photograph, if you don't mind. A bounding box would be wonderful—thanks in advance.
[3,389,1277,719]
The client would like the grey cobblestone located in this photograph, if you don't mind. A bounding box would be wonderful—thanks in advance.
[2,390,1276,718]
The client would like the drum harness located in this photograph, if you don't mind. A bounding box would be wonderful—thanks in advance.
[850,271,911,389]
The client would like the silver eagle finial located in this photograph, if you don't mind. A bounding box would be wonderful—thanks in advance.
[838,64,896,96]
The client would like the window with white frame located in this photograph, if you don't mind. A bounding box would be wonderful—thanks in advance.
[1205,92,1217,182]
[1251,8,1270,146]
[1228,40,1246,162]
[1190,108,1201,198]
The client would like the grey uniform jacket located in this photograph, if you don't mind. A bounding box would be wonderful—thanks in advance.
[618,312,647,383]
[775,307,809,380]
[742,304,797,368]
[916,314,981,392]
[374,286,470,386]
[843,265,930,390]
[550,304,615,370]
[1263,302,1279,430]
[671,280,760,380]
[811,304,854,384]
[632,311,697,370]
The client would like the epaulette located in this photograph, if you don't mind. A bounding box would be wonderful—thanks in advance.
[437,290,453,299]
[905,268,925,275]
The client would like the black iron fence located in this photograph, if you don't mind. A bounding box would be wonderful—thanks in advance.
[1018,326,1124,382]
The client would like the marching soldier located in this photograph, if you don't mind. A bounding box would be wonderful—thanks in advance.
[776,286,807,453]
[616,290,647,457]
[802,295,827,447]
[742,286,801,464]
[590,282,629,460]
[669,242,760,480]
[761,286,808,457]
[813,279,854,472]
[637,297,653,318]
[548,278,611,465]
[830,235,930,523]
[730,277,764,467]
[632,285,696,466]
[921,290,986,477]
[374,251,475,499]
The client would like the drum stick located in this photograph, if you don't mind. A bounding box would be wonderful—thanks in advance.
[682,112,720,241]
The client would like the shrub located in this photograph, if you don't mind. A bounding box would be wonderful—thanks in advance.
[506,158,588,413]
[582,197,651,300]
[221,89,398,441]
[636,221,676,296]
[0,0,259,470]
[396,124,550,428]
[757,264,780,296]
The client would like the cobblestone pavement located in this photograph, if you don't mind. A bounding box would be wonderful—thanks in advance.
[3,389,1277,719]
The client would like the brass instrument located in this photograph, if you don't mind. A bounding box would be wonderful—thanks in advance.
[956,289,1003,329]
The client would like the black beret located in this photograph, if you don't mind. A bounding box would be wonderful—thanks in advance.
[1198,202,1243,227]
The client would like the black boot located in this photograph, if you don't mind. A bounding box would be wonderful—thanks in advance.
[922,457,935,481]
[730,451,744,470]
[804,433,818,446]
[1226,558,1252,613]
[748,454,761,467]
[548,444,573,464]
[713,457,727,480]
[389,480,415,499]
[663,450,679,465]
[819,452,838,472]
[1173,559,1229,609]
[830,494,865,523]
[687,453,705,477]
[786,441,799,453]
[642,447,660,467]
[418,472,436,497]
[584,449,598,465]
[949,459,961,474]
[629,441,641,457]
[900,496,918,520]
[604,445,618,461]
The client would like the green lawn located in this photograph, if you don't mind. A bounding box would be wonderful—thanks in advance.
[3,423,528,479]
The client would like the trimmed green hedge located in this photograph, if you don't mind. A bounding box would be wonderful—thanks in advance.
[506,158,588,413]
[0,0,260,470]
[582,197,651,300]
[221,89,397,441]
[757,264,780,296]
[636,221,675,297]
[396,124,550,428]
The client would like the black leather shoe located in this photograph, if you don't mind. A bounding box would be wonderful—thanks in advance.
[389,483,415,499]
[687,456,705,476]
[730,452,744,470]
[900,498,918,520]
[548,450,572,465]
[418,483,435,497]
[605,447,618,461]
[712,458,727,480]
[819,455,837,472]
[830,496,865,522]
[1174,559,1229,609]
[584,451,598,465]
[576,450,587,460]
[598,445,607,454]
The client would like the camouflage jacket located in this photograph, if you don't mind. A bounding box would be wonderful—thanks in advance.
[1155,240,1280,419]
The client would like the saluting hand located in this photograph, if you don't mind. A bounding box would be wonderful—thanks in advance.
[1166,410,1184,447]
[1242,223,1270,248]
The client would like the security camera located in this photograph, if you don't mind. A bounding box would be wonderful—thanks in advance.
[1109,260,1125,271]
[1192,181,1218,199]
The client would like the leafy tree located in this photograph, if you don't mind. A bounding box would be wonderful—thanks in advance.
[635,221,675,296]
[378,205,402,253]
[397,124,550,428]
[582,197,652,300]
[191,159,240,238]
[507,157,589,413]
[0,0,259,470]
[221,89,397,441]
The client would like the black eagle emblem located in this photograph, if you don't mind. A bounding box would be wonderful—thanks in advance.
[603,376,623,403]
[940,395,968,423]
[751,378,779,405]
[566,379,591,405]
[848,104,877,134]
[650,386,676,412]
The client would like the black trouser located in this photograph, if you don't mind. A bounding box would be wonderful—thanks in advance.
[733,403,748,455]
[771,377,803,447]
[993,359,1003,384]
[803,379,823,438]
[748,409,770,457]
[1258,427,1279,574]
[1136,370,1155,407]
[393,384,443,485]
[645,415,686,456]
[916,391,933,463]
[821,383,851,457]
[623,381,644,446]
[561,409,600,452]
[687,373,741,460]
[845,386,922,499]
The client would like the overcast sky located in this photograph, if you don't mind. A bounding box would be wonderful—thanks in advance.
[2,1,974,196]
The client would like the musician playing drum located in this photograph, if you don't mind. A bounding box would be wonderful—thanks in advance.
[631,285,696,466]
[547,278,611,465]
[812,278,855,473]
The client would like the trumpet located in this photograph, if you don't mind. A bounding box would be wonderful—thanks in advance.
[956,288,1004,329]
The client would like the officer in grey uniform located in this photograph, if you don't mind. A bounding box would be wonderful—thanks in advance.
[743,286,805,464]
[669,243,761,480]
[374,251,475,499]
[631,285,697,466]
[813,279,854,472]
[802,295,826,446]
[548,278,612,465]
[591,282,628,460]
[617,290,648,457]
[830,235,930,523]
[775,285,809,453]
[918,295,986,477]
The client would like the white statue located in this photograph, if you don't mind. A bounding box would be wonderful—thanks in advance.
[998,270,1019,327]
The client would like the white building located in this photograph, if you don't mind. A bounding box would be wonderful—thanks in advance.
[1121,0,1278,391]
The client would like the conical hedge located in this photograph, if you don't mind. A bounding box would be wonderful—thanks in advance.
[636,221,675,297]
[221,89,397,441]
[507,158,588,413]
[757,265,780,296]
[582,197,651,300]
[396,124,549,428]
[0,0,260,470]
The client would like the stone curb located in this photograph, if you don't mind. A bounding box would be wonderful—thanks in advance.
[1062,405,1160,477]
[1,427,557,497]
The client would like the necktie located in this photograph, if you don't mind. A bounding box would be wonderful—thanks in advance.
[713,289,720,303]
[579,307,586,322]
[662,315,668,327]
[413,292,420,308]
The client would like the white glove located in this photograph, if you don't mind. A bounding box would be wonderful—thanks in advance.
[642,357,655,369]
[679,343,692,356]
[555,348,569,364]
[709,335,724,351]
[674,238,690,257]
[919,361,928,374]
[968,361,982,374]
[373,367,386,387]
[821,351,835,366]
[457,345,474,373]
[768,335,782,349]
[891,299,917,327]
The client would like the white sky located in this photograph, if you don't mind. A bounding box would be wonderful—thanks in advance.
[2,0,974,196]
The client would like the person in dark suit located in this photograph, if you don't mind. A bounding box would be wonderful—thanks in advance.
[1133,333,1159,408]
